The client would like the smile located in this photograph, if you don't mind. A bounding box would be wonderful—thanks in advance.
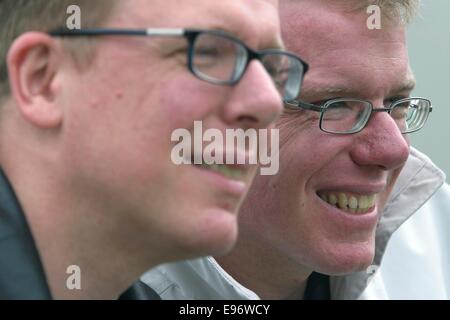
[317,191,377,214]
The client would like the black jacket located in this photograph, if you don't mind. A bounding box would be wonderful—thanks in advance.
[0,169,159,300]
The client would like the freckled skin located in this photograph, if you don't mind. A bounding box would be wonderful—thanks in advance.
[217,1,412,299]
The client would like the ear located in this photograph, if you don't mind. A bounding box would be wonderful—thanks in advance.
[7,32,64,128]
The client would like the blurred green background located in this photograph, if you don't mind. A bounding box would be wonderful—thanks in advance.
[408,0,450,183]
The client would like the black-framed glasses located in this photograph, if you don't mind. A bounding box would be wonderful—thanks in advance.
[49,28,309,102]
[286,97,432,134]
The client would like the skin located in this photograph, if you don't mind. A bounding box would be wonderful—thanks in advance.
[217,0,414,299]
[0,0,284,299]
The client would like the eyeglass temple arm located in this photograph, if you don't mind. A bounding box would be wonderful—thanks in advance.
[49,28,185,37]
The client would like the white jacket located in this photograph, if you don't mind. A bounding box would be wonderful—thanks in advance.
[142,147,448,299]
[360,183,450,299]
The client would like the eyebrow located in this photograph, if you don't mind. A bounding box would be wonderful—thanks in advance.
[300,85,351,102]
[393,78,416,94]
[209,25,284,51]
[300,78,417,102]
[206,9,285,51]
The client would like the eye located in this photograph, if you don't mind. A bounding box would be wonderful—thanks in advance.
[385,96,410,117]
[391,100,415,120]
[327,101,351,109]
[321,101,355,121]
[196,46,220,57]
[194,46,221,67]
[322,99,372,123]
[271,68,290,88]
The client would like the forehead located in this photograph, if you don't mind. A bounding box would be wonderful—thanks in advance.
[280,1,413,99]
[110,0,282,49]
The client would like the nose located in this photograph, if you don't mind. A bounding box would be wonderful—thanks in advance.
[350,111,410,171]
[220,60,283,130]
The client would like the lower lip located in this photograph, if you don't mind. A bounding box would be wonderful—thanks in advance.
[192,164,248,198]
[315,193,380,230]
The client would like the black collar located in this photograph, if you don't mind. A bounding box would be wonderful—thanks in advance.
[303,272,331,300]
[0,169,52,299]
[0,169,161,300]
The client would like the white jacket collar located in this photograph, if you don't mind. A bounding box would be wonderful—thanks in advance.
[142,257,260,299]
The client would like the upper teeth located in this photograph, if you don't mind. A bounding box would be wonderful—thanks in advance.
[319,192,377,213]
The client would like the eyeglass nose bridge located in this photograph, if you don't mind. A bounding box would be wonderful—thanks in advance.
[234,50,305,102]
[223,46,261,85]
[233,49,266,83]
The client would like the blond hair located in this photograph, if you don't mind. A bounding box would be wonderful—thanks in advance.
[353,0,420,23]
[0,0,115,98]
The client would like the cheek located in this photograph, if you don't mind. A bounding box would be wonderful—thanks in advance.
[158,77,223,128]
[241,174,325,264]
[241,168,307,239]
[278,127,339,186]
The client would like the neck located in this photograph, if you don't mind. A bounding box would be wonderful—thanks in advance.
[216,232,312,300]
[4,162,162,299]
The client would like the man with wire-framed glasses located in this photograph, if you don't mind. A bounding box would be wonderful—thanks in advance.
[142,0,446,300]
[286,97,432,135]
[0,0,308,299]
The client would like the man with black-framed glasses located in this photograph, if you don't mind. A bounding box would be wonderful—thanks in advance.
[49,28,307,102]
[142,0,447,300]
[0,0,307,299]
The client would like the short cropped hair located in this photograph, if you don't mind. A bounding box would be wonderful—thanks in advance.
[353,0,420,23]
[0,0,116,99]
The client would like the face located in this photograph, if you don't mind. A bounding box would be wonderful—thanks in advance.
[57,0,283,260]
[236,1,412,275]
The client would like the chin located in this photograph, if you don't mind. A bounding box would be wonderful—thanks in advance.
[311,241,375,276]
[176,208,240,258]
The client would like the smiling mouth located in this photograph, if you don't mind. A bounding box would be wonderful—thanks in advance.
[317,191,378,214]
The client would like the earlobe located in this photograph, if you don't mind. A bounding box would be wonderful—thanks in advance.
[7,32,63,128]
